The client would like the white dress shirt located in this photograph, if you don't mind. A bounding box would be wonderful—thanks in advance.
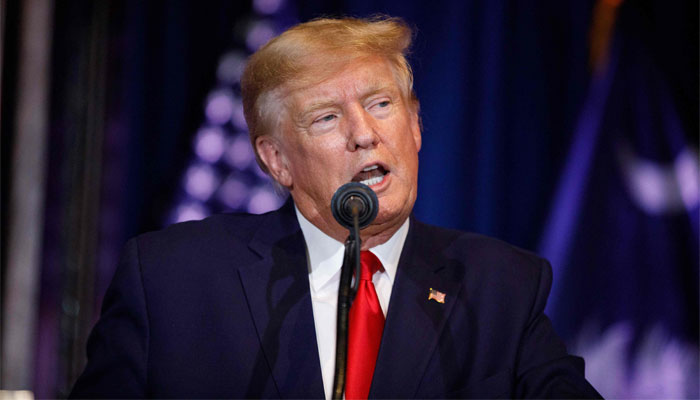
[295,206,410,400]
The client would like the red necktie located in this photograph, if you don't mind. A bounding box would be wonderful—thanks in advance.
[346,251,385,400]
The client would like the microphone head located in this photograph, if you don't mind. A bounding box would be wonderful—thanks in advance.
[331,182,379,230]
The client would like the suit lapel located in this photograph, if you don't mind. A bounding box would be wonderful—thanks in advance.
[370,219,463,399]
[237,202,325,399]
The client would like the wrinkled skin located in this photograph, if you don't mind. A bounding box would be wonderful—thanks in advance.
[256,56,421,249]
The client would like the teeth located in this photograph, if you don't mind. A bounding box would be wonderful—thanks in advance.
[361,174,385,186]
[362,165,379,172]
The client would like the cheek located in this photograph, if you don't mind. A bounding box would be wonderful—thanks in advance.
[289,146,344,188]
[307,137,348,165]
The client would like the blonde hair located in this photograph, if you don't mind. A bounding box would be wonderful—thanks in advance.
[241,16,418,173]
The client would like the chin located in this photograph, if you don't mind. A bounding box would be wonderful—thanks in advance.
[374,203,408,228]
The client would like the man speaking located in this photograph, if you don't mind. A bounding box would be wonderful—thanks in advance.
[71,16,601,399]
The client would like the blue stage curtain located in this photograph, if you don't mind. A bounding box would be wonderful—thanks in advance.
[297,1,593,249]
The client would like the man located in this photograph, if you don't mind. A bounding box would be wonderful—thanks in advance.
[71,16,601,399]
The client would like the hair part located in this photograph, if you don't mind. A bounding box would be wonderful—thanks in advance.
[241,15,419,174]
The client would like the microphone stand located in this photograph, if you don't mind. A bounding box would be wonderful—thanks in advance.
[331,203,362,400]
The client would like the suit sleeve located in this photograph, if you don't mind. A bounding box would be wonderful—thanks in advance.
[513,258,602,399]
[69,238,149,399]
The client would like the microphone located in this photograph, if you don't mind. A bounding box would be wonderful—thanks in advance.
[330,182,378,400]
[331,182,379,230]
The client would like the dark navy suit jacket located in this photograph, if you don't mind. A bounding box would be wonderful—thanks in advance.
[70,202,600,398]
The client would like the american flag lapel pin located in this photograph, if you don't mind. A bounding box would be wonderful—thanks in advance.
[428,288,446,304]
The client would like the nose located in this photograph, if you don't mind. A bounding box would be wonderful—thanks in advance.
[346,106,379,151]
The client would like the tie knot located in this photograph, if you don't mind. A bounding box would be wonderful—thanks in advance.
[360,251,382,280]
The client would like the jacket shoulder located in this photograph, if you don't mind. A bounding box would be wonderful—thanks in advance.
[411,220,549,272]
[137,212,265,245]
[409,220,552,299]
[130,209,283,273]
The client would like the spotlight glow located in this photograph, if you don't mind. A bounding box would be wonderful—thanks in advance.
[166,3,296,226]
[218,176,249,209]
[247,186,284,214]
[231,97,248,130]
[675,149,700,210]
[174,202,209,223]
[246,20,276,51]
[184,163,219,201]
[225,134,255,170]
[195,126,226,163]
[205,90,235,125]
[253,0,284,15]
[216,51,247,84]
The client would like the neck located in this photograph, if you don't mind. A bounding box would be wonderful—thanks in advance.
[294,203,404,251]
[357,222,402,250]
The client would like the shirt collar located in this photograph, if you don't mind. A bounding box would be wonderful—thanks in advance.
[294,205,409,293]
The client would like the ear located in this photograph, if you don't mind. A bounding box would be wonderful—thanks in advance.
[256,135,293,187]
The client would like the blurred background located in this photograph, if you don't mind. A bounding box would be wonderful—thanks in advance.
[1,0,697,398]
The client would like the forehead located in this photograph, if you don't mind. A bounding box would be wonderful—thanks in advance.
[283,57,401,111]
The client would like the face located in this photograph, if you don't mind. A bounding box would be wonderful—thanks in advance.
[256,56,421,244]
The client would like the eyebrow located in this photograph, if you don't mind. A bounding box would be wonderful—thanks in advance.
[360,84,395,101]
[292,101,339,127]
[297,100,338,121]
[295,83,397,122]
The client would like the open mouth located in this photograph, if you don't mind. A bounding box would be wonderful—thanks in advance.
[351,164,389,186]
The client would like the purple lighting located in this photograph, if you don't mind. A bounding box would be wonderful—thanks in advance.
[216,51,247,85]
[253,162,269,180]
[675,149,700,211]
[225,134,255,170]
[194,126,226,163]
[246,20,276,51]
[205,90,235,125]
[184,163,219,201]
[231,97,248,131]
[218,176,249,209]
[618,144,700,215]
[174,202,209,223]
[167,0,297,227]
[253,0,284,15]
[574,323,698,399]
[247,186,284,214]
[539,42,618,317]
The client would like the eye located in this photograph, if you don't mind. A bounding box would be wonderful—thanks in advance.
[314,114,336,124]
[368,99,392,116]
